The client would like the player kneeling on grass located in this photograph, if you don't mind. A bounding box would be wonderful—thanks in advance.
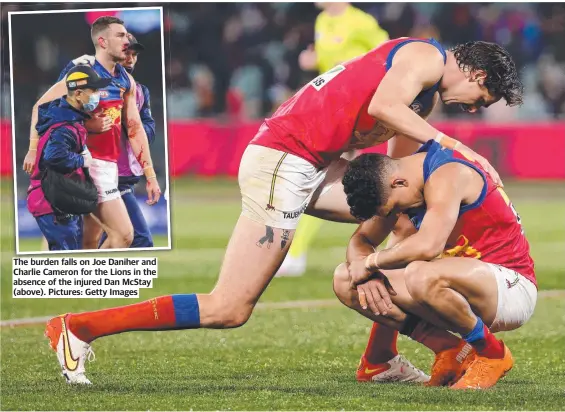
[333,140,537,389]
[27,65,111,251]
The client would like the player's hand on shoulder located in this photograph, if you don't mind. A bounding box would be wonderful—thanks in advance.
[299,44,317,71]
[71,54,95,66]
[84,113,112,134]
[146,177,161,206]
[457,143,503,187]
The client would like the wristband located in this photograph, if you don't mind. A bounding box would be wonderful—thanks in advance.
[144,166,157,180]
[365,250,381,272]
[434,132,460,150]
[29,138,39,151]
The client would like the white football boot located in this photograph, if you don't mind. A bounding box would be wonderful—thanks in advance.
[45,314,95,384]
[357,354,430,383]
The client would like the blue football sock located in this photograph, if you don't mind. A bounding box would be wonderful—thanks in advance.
[172,294,200,328]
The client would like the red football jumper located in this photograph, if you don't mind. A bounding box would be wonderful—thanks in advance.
[410,141,536,286]
[252,37,446,168]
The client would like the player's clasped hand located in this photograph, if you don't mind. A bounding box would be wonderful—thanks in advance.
[146,178,161,206]
[84,113,112,134]
[356,274,397,316]
[348,257,373,287]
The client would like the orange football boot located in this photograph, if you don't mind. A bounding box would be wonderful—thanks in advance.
[450,341,514,390]
[426,341,476,387]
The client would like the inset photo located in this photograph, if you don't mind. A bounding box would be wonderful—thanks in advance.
[9,6,170,253]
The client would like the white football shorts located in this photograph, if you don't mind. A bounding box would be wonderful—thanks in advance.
[89,158,120,204]
[489,263,537,333]
[238,144,343,230]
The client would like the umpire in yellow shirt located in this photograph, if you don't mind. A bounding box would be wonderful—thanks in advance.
[299,3,389,73]
[277,2,389,276]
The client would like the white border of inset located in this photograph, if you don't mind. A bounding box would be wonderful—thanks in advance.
[9,6,172,255]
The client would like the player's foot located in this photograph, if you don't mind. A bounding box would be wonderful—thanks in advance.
[450,341,513,390]
[426,341,476,387]
[44,314,95,384]
[356,354,430,383]
[275,254,307,277]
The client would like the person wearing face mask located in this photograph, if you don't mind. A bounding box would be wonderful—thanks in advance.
[27,65,111,251]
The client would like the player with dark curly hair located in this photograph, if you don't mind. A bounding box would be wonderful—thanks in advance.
[336,141,536,389]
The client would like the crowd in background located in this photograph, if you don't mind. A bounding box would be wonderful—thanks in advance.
[2,2,565,126]
[166,2,565,121]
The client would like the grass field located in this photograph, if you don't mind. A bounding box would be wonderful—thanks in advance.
[1,178,565,410]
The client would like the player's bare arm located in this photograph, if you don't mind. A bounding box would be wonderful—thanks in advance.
[346,215,399,312]
[350,163,472,286]
[123,72,161,205]
[346,215,397,263]
[368,42,501,185]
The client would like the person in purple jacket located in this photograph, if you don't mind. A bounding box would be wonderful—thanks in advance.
[27,65,111,250]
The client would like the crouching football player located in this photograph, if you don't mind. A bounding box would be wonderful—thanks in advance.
[333,140,537,389]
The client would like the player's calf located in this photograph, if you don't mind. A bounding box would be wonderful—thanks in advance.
[196,293,254,329]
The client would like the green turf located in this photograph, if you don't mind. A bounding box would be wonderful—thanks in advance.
[1,178,565,410]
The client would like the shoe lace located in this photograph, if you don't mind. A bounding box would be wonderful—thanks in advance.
[85,347,96,363]
[397,355,423,375]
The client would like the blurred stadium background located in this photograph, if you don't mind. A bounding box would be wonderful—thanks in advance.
[1,3,564,410]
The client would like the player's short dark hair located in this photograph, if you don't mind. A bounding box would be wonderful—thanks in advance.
[451,41,524,106]
[342,154,396,221]
[91,16,125,39]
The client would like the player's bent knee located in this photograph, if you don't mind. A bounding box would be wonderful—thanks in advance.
[215,306,253,329]
[404,261,439,303]
[333,263,355,306]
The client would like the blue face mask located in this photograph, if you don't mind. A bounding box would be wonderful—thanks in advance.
[82,92,100,112]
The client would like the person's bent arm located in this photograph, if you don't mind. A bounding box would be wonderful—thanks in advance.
[23,81,68,174]
[362,163,466,276]
[368,43,502,185]
[346,215,397,263]
[123,73,161,205]
[42,128,85,174]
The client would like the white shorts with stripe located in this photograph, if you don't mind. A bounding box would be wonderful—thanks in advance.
[238,144,343,230]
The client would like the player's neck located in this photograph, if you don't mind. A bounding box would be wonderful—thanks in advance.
[95,51,117,75]
[324,3,349,17]
[397,154,426,189]
[438,52,461,92]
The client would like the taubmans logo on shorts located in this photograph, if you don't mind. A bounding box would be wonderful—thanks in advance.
[282,203,308,220]
[105,188,119,195]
